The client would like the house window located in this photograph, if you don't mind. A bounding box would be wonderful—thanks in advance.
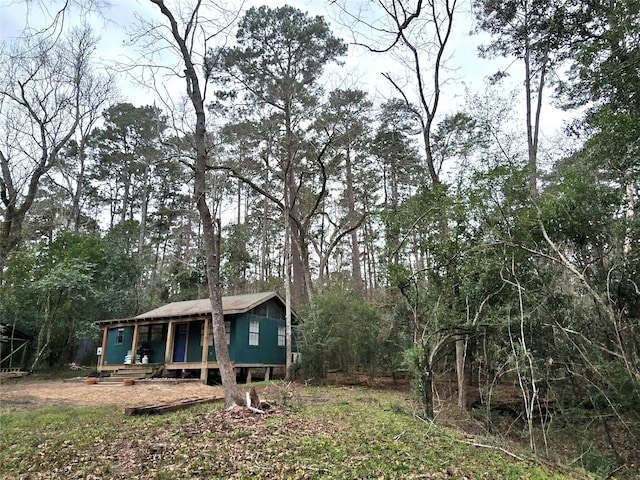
[200,321,230,346]
[138,325,163,342]
[277,325,285,347]
[200,322,213,347]
[151,325,163,341]
[139,325,150,341]
[115,328,124,345]
[249,320,259,346]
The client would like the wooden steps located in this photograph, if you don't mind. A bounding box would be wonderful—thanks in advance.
[110,364,162,379]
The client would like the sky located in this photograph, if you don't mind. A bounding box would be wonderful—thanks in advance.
[0,0,573,175]
[0,0,510,112]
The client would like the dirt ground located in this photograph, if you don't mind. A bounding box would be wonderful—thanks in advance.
[0,374,406,410]
[0,378,225,408]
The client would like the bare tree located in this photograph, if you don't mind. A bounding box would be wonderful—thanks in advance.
[0,25,105,275]
[142,0,243,407]
[380,0,457,187]
[10,0,109,41]
[474,0,569,199]
[334,0,463,417]
[334,0,457,186]
[62,71,115,233]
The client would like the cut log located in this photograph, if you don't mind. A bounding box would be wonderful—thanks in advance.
[124,395,222,416]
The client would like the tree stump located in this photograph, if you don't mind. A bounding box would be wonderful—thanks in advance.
[249,387,260,408]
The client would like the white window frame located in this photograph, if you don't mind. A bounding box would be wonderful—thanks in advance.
[249,319,260,346]
[225,321,231,345]
[277,325,286,347]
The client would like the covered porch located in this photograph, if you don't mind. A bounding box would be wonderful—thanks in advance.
[97,318,285,383]
[97,317,219,382]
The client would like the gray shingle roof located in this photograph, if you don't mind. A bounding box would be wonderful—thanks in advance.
[96,291,289,325]
[135,292,282,319]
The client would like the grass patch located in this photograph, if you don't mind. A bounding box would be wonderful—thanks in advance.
[0,385,597,479]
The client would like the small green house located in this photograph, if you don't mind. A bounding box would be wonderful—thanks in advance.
[96,292,297,383]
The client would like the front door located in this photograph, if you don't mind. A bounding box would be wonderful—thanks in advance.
[173,323,188,362]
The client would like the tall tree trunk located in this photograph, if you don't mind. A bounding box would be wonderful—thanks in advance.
[261,197,269,282]
[71,138,87,233]
[150,0,242,407]
[284,200,293,380]
[623,168,635,255]
[289,190,307,306]
[344,146,363,294]
[456,333,468,409]
[363,213,377,293]
[259,165,270,283]
[284,98,313,305]
[523,34,546,200]
[193,96,242,408]
[421,348,435,419]
[121,171,131,224]
[138,162,150,252]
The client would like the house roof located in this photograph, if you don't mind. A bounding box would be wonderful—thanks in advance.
[136,291,283,319]
[97,291,290,325]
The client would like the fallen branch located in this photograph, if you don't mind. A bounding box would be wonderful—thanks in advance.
[604,464,627,480]
[246,388,265,414]
[246,405,265,414]
[453,438,524,461]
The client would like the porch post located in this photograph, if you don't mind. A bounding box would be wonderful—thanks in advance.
[99,327,108,368]
[200,316,210,383]
[165,321,175,364]
[131,324,139,364]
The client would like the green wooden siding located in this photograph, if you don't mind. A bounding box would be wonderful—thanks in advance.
[104,326,134,365]
[232,313,286,364]
[195,309,288,364]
